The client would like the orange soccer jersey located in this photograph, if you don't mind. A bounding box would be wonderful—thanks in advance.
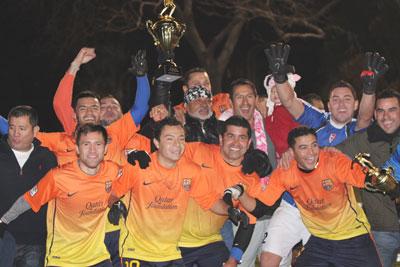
[37,112,138,166]
[179,143,262,247]
[257,151,370,240]
[111,153,220,262]
[24,160,134,267]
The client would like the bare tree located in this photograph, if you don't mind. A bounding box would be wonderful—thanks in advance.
[35,0,342,92]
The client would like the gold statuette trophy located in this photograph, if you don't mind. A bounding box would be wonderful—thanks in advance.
[352,153,398,195]
[146,0,186,82]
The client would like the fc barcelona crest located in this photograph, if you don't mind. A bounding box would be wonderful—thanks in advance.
[105,180,112,193]
[321,178,334,191]
[182,178,192,191]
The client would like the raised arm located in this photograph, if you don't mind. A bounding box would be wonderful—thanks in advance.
[264,43,305,119]
[356,52,389,130]
[53,47,96,134]
[128,50,150,126]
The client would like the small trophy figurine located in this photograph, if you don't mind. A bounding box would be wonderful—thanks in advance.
[352,153,398,194]
[146,0,186,82]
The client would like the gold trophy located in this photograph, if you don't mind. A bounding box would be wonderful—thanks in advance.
[353,153,398,194]
[146,0,186,82]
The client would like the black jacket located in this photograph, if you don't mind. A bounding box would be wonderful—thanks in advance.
[0,136,57,245]
[184,113,220,144]
[337,122,400,232]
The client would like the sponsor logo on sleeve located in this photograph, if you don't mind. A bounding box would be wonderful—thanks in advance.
[29,185,38,197]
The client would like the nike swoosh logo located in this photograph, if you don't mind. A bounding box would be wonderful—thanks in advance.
[201,163,211,169]
[67,192,78,197]
[66,148,74,152]
[143,181,152,186]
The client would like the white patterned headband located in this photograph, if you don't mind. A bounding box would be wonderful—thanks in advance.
[184,85,212,104]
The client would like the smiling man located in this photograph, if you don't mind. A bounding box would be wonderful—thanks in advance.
[109,117,241,266]
[0,124,138,267]
[239,126,381,267]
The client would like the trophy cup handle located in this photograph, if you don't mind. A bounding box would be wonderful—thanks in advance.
[146,20,160,47]
[364,181,384,193]
[160,1,176,17]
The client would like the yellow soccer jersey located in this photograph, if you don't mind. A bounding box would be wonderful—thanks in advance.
[25,160,134,266]
[112,153,219,262]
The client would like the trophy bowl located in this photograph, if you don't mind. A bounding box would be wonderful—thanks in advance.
[146,3,186,82]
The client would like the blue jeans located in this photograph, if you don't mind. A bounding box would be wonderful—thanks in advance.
[220,220,234,250]
[295,234,381,267]
[0,231,45,267]
[372,231,400,267]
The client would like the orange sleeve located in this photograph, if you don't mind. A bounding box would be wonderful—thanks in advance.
[107,112,139,150]
[111,164,138,198]
[53,73,76,135]
[36,132,57,151]
[212,93,231,118]
[190,167,220,210]
[24,169,60,212]
[255,171,286,206]
[333,152,366,188]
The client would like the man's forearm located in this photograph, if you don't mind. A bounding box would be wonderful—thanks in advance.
[237,191,257,212]
[356,93,375,130]
[275,82,305,119]
[210,199,229,216]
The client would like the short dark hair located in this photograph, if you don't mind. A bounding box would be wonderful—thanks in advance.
[229,78,257,100]
[72,90,101,110]
[153,117,184,141]
[182,67,208,86]
[303,93,323,104]
[328,80,357,100]
[376,89,400,104]
[287,126,317,148]
[8,105,39,127]
[100,94,121,105]
[75,123,108,144]
[219,115,252,139]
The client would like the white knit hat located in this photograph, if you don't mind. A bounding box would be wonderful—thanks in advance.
[263,73,301,116]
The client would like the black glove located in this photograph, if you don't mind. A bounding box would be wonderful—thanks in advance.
[264,43,295,84]
[360,52,389,95]
[128,49,148,76]
[108,201,128,225]
[228,207,249,228]
[241,149,273,178]
[127,150,151,169]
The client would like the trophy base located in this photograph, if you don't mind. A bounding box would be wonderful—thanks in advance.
[155,63,182,82]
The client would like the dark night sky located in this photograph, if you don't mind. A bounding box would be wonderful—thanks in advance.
[0,0,399,131]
